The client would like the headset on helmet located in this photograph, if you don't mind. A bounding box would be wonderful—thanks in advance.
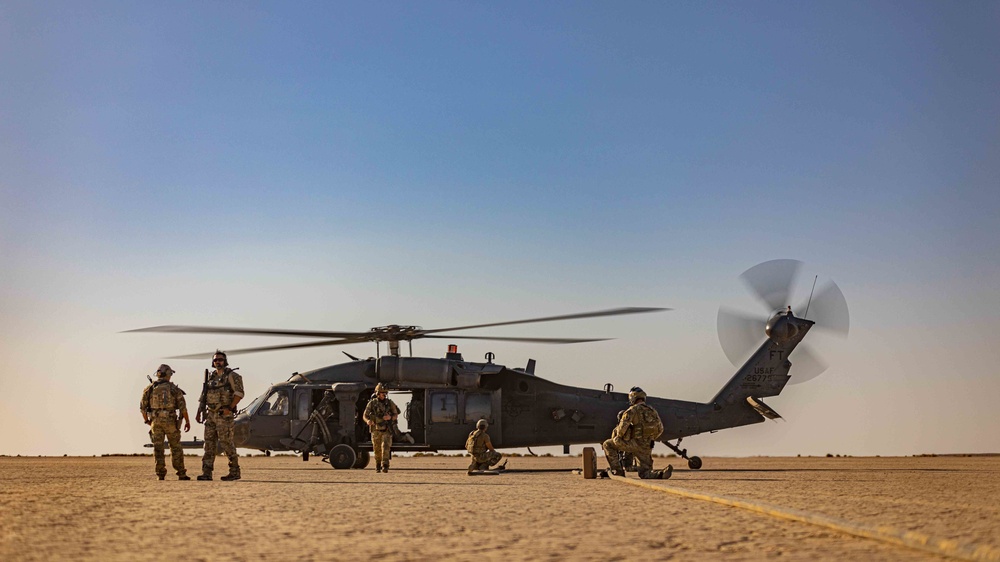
[476,419,488,430]
[212,350,228,367]
[374,383,387,395]
[628,386,647,404]
[156,364,174,378]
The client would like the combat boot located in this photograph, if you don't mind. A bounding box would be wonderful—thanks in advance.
[610,468,625,477]
[382,463,389,473]
[178,475,191,480]
[375,463,382,473]
[659,464,673,480]
[197,474,212,481]
[157,475,165,480]
[220,471,241,481]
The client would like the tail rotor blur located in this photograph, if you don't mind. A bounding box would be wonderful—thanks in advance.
[717,259,849,384]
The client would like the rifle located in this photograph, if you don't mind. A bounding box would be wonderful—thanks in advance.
[197,368,208,423]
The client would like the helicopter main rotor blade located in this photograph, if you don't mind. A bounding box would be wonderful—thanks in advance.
[717,306,765,367]
[740,259,802,313]
[798,280,850,337]
[420,307,669,336]
[422,335,611,344]
[125,325,370,339]
[168,338,367,359]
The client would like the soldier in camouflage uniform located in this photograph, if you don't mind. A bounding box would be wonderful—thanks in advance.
[363,383,399,473]
[603,387,672,480]
[140,364,191,480]
[465,419,503,475]
[196,351,244,481]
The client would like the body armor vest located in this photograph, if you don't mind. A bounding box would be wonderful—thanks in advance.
[205,371,234,408]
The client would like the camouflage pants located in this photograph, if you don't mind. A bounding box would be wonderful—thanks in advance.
[602,437,653,474]
[371,430,392,465]
[151,414,186,477]
[469,450,502,471]
[202,410,239,476]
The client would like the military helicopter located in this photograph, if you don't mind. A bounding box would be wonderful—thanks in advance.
[131,259,848,470]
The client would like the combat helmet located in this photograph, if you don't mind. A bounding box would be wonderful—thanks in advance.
[628,386,647,404]
[476,419,488,430]
[374,383,388,395]
[156,364,175,378]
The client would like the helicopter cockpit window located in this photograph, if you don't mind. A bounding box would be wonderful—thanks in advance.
[260,390,289,416]
[243,393,268,416]
[430,391,458,423]
[465,393,492,423]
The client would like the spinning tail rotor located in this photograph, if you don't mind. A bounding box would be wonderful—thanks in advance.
[717,259,849,384]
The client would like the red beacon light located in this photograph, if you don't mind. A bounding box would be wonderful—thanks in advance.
[447,344,458,354]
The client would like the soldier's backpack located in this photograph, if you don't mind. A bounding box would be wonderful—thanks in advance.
[634,404,664,441]
[149,382,175,410]
[466,430,486,454]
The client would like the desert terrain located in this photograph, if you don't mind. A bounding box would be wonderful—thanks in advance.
[1,454,997,561]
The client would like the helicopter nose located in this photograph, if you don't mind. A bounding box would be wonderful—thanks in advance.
[233,414,250,447]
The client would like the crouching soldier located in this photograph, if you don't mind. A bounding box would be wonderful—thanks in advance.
[140,364,191,480]
[603,387,672,479]
[466,419,504,475]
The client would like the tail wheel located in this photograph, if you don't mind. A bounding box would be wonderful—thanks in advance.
[687,456,703,470]
[328,444,357,470]
[352,449,371,469]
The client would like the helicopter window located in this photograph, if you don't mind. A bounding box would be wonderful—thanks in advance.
[260,390,289,416]
[296,392,311,420]
[465,393,492,423]
[243,393,268,416]
[429,391,458,423]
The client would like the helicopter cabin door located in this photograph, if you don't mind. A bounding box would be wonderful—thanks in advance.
[425,389,501,450]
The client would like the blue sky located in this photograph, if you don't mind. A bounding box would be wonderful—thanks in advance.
[1,1,998,456]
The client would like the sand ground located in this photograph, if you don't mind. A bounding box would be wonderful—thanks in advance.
[1,455,997,561]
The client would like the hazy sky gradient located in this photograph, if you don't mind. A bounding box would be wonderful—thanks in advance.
[2,1,998,456]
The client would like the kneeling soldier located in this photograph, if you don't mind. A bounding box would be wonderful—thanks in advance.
[466,419,504,475]
[141,364,191,480]
[603,387,672,479]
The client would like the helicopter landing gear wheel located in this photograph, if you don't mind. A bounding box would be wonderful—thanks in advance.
[352,450,370,469]
[328,444,357,470]
[664,438,704,469]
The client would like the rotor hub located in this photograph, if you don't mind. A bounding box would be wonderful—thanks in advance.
[368,325,423,341]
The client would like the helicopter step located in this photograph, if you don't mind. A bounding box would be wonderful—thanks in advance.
[663,438,703,470]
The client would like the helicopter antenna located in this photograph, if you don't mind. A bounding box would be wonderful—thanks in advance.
[802,275,818,319]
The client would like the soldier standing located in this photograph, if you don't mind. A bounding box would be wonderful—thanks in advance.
[196,350,244,481]
[140,364,191,480]
[363,383,399,473]
[465,419,504,475]
[603,387,672,479]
